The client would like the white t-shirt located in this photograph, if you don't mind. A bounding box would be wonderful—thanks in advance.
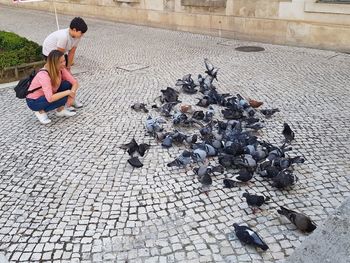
[42,28,81,56]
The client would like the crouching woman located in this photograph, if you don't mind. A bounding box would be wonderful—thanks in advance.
[26,49,79,124]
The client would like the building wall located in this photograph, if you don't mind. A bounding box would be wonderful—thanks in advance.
[2,0,350,52]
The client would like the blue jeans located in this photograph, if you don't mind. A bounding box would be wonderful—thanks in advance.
[26,80,72,112]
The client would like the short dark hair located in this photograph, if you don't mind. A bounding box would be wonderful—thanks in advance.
[70,17,88,33]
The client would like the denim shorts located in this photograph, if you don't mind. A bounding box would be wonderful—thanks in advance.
[26,80,72,112]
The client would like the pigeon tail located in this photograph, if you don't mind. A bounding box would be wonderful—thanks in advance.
[258,243,269,251]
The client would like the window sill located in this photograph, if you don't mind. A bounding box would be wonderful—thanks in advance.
[305,1,350,14]
[181,0,226,8]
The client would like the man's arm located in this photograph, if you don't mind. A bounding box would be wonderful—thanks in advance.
[67,46,77,69]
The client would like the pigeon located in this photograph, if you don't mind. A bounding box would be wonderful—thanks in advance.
[145,116,163,136]
[193,164,210,177]
[160,87,180,103]
[203,106,215,122]
[167,150,192,168]
[248,98,264,108]
[242,192,270,213]
[236,94,249,109]
[199,171,212,185]
[245,122,265,131]
[180,104,192,113]
[192,143,217,157]
[245,107,256,117]
[234,168,254,183]
[131,103,149,113]
[199,171,212,195]
[199,123,213,138]
[260,108,280,118]
[233,154,257,169]
[120,138,139,156]
[232,223,269,251]
[258,165,280,178]
[223,178,238,188]
[218,155,235,168]
[196,97,210,107]
[161,135,173,148]
[192,110,205,120]
[176,74,198,94]
[273,156,305,170]
[156,102,179,117]
[221,108,243,120]
[282,123,295,143]
[127,157,143,168]
[191,148,207,163]
[137,143,150,157]
[155,131,167,141]
[209,164,225,175]
[244,117,261,125]
[271,169,298,189]
[277,206,317,233]
[204,58,219,80]
[183,134,198,145]
[201,75,214,93]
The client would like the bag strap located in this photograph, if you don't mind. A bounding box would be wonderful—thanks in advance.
[27,69,49,94]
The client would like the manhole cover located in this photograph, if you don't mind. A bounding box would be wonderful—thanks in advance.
[235,46,265,52]
[116,63,149,71]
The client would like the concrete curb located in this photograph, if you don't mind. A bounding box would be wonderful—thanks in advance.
[0,253,9,263]
[0,81,18,90]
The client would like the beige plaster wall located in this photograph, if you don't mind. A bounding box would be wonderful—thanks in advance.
[1,0,349,52]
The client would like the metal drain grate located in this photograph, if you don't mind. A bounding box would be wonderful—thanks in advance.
[235,46,265,52]
[116,63,149,71]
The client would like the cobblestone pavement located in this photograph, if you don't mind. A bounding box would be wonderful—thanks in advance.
[1,5,350,263]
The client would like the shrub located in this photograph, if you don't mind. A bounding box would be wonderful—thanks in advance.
[0,31,43,69]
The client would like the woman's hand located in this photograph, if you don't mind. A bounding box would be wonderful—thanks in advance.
[69,90,76,98]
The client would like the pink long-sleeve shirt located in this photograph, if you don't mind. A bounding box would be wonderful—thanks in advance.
[27,68,77,102]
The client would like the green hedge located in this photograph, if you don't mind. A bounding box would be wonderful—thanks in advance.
[0,31,43,70]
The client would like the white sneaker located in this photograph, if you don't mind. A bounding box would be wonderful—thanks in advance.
[65,106,76,111]
[73,99,83,108]
[34,111,51,124]
[56,108,77,117]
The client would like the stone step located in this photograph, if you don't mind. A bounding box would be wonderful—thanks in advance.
[284,197,350,263]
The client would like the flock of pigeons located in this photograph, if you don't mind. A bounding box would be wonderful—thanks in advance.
[122,58,317,252]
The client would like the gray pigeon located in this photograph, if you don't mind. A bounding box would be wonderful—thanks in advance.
[199,171,212,195]
[234,168,254,183]
[167,150,192,168]
[145,116,163,135]
[161,135,173,148]
[260,108,280,118]
[282,123,295,143]
[277,206,316,233]
[191,148,207,163]
[204,58,219,80]
[271,169,298,189]
[233,154,257,169]
[192,143,217,157]
[193,164,210,177]
[131,103,148,113]
[242,192,270,214]
[203,106,215,122]
[120,138,138,156]
[223,178,238,188]
[137,143,150,157]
